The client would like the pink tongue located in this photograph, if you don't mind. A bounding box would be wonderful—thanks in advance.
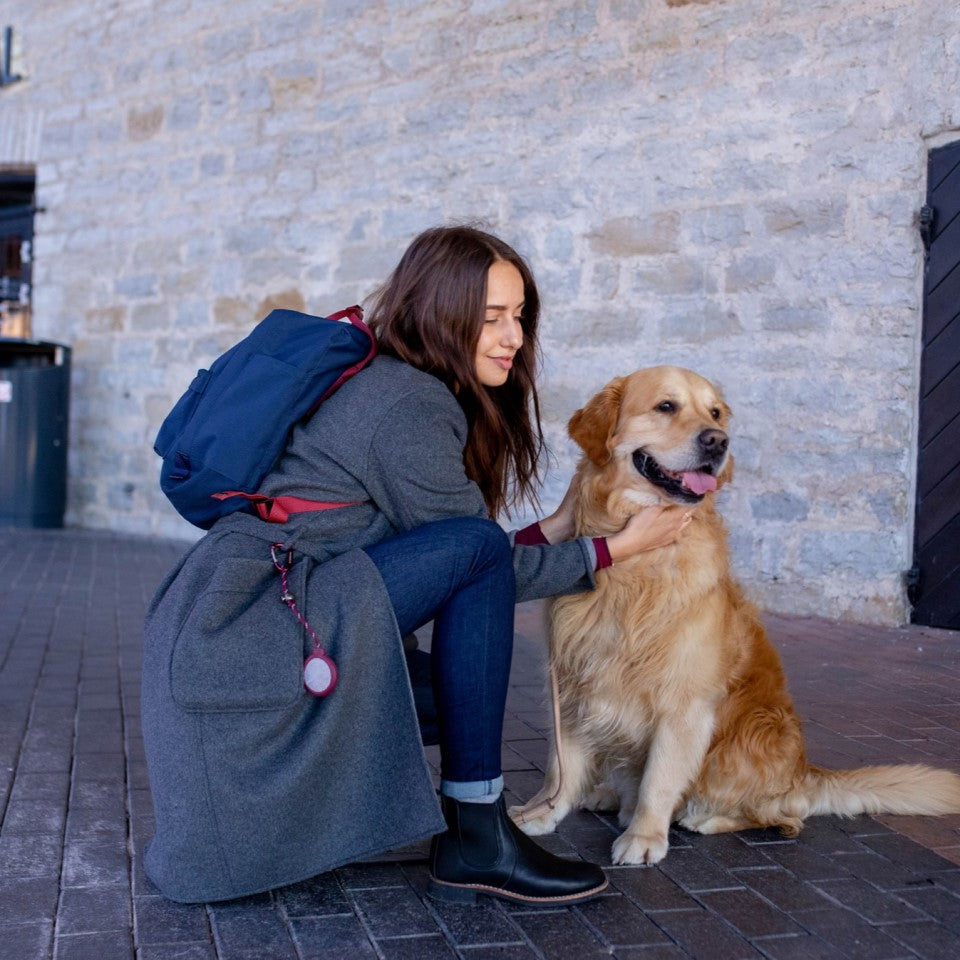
[681,471,717,495]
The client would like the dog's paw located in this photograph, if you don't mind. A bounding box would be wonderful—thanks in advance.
[507,803,560,836]
[611,829,669,865]
[583,785,620,812]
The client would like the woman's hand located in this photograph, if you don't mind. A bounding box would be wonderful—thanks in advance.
[537,477,579,544]
[606,507,692,563]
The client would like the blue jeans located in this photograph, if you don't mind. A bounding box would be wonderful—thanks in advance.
[362,517,515,797]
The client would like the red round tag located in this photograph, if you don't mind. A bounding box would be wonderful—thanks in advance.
[303,650,338,697]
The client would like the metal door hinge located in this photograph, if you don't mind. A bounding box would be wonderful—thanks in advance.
[919,205,936,252]
[905,565,921,605]
[0,26,21,87]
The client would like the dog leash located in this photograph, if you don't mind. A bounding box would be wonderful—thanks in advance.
[513,661,567,824]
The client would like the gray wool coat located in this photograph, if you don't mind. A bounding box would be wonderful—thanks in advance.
[142,356,599,903]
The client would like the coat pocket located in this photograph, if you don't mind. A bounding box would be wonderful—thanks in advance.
[171,557,305,712]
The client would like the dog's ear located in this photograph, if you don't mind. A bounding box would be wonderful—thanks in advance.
[568,377,625,466]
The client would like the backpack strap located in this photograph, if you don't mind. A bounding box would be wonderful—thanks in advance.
[211,491,365,524]
[307,304,378,415]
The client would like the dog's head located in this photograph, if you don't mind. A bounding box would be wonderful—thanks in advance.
[569,366,733,507]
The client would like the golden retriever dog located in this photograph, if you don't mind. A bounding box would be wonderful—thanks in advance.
[509,365,960,866]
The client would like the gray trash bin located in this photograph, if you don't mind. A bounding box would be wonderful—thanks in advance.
[0,338,71,528]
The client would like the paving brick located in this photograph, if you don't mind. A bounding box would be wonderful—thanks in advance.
[859,833,960,874]
[64,804,128,843]
[138,945,217,960]
[58,885,131,935]
[754,934,852,960]
[54,930,135,960]
[657,846,743,893]
[650,907,765,958]
[610,866,699,911]
[895,884,960,933]
[512,909,609,957]
[275,873,351,917]
[458,946,541,959]
[699,887,806,938]
[830,851,930,890]
[134,894,211,945]
[0,920,53,960]
[693,831,780,870]
[61,839,129,886]
[759,840,853,882]
[0,875,60,924]
[0,833,63,879]
[1,795,68,835]
[336,861,409,889]
[883,918,960,960]
[934,871,960,895]
[556,813,621,863]
[575,892,671,947]
[288,914,377,959]
[793,819,878,856]
[427,898,526,946]
[6,773,69,806]
[210,910,297,959]
[790,907,913,960]
[732,867,833,913]
[610,947,692,959]
[813,877,926,923]
[377,935,458,958]
[351,884,441,938]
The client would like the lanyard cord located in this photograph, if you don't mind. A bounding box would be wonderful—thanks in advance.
[271,543,325,653]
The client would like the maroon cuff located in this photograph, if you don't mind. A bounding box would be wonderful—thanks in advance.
[593,537,613,570]
[514,521,549,546]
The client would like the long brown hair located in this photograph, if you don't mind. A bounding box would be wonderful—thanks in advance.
[368,225,544,518]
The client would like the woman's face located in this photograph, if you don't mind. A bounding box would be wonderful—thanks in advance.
[475,260,525,388]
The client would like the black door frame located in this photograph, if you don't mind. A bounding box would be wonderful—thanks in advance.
[911,139,960,629]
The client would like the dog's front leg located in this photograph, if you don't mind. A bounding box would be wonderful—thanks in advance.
[508,729,590,836]
[611,703,714,865]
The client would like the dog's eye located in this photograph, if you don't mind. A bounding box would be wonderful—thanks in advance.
[656,401,675,414]
[710,407,721,421]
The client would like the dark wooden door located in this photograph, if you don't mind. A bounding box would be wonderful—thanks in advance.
[912,140,960,628]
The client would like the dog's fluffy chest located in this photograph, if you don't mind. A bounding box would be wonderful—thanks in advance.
[550,578,728,711]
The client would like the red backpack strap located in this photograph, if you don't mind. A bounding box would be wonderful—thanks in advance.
[212,491,365,524]
[309,305,378,412]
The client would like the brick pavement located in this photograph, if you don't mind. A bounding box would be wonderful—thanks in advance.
[0,528,958,960]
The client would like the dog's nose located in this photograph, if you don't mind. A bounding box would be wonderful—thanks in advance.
[698,429,728,457]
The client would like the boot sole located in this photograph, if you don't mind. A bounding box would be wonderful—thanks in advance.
[427,876,608,906]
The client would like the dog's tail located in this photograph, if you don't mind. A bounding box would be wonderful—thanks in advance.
[789,763,960,820]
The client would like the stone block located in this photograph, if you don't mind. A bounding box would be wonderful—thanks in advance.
[167,98,201,131]
[763,197,847,237]
[759,304,830,333]
[589,213,681,257]
[751,492,810,522]
[203,26,253,64]
[725,254,776,292]
[660,301,743,341]
[796,530,900,579]
[127,105,164,141]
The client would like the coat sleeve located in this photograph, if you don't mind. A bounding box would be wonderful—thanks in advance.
[363,385,597,604]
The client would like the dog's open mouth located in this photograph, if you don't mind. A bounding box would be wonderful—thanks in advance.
[632,450,718,503]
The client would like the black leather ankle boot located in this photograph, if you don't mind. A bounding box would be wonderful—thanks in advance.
[428,794,608,905]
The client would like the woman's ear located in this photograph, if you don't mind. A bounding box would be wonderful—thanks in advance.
[568,377,625,466]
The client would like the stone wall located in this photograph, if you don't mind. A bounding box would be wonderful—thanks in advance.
[1,0,958,623]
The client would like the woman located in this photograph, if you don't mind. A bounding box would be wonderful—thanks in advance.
[142,225,686,905]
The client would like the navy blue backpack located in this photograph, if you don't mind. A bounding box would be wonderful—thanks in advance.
[154,305,376,529]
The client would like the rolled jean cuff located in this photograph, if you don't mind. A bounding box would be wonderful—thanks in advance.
[440,775,504,801]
